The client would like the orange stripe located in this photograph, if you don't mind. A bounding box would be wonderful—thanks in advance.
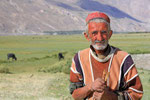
[109,50,128,90]
[80,48,93,84]
[79,48,93,100]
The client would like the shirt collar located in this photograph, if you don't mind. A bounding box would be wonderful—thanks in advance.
[90,45,114,62]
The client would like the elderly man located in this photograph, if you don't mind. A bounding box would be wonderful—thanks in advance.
[69,11,143,100]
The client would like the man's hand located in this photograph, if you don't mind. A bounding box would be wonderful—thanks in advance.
[93,87,118,100]
[93,87,108,100]
[91,78,106,92]
[93,91,104,100]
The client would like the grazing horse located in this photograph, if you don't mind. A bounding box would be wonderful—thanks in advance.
[7,53,17,61]
[58,53,64,60]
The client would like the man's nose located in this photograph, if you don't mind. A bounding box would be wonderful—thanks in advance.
[96,32,103,41]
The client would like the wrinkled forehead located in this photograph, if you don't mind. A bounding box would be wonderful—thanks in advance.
[88,21,109,29]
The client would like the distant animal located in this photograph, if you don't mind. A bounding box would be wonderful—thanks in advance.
[58,53,64,60]
[7,53,17,61]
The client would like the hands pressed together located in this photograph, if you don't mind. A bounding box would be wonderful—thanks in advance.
[88,77,117,100]
[90,78,108,100]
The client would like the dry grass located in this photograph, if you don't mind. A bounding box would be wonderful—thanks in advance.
[0,72,72,100]
[0,69,150,100]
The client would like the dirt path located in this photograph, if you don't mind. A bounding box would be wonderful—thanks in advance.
[132,54,150,70]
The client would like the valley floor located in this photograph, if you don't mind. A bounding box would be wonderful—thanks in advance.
[0,54,150,100]
[0,72,72,100]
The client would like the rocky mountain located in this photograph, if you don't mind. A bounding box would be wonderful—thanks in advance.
[0,0,150,35]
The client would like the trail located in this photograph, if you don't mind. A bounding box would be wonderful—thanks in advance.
[132,54,150,70]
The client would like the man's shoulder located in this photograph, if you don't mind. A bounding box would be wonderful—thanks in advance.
[80,48,90,53]
[73,48,90,57]
[112,46,129,57]
[78,48,91,56]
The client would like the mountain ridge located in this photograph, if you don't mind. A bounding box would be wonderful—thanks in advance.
[0,0,150,35]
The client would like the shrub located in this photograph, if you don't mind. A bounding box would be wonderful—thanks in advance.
[149,78,150,83]
[0,65,10,74]
[38,59,71,74]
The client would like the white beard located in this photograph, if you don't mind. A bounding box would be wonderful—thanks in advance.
[90,40,108,50]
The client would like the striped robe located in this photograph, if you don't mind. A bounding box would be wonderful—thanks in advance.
[70,46,143,100]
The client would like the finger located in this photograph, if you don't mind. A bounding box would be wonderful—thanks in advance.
[93,93,100,100]
[97,78,105,84]
[95,88,104,92]
[95,85,106,91]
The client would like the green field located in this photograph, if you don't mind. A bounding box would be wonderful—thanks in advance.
[0,33,150,100]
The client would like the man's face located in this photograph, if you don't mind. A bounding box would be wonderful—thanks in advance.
[87,22,111,50]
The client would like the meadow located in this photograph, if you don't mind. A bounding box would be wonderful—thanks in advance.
[0,33,150,100]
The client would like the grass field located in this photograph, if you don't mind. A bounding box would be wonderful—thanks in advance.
[0,33,150,100]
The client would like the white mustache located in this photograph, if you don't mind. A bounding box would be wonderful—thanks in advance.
[94,40,105,43]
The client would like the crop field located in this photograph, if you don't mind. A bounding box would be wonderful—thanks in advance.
[0,33,150,100]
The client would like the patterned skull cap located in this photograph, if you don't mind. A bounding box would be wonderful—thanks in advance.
[86,11,110,24]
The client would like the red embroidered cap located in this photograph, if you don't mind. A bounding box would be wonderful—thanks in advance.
[86,11,110,24]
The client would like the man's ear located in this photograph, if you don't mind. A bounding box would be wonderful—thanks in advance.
[108,30,113,39]
[84,32,90,41]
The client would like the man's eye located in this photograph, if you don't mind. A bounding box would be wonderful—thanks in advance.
[92,31,97,35]
[101,31,107,34]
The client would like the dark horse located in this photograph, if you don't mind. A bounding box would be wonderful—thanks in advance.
[58,53,64,60]
[7,53,17,61]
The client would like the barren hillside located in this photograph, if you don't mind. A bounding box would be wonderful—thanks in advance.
[0,0,150,35]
